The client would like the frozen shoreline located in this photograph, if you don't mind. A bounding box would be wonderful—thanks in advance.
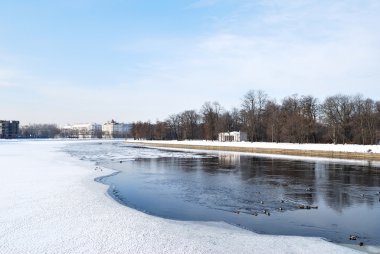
[127,140,380,161]
[0,140,368,253]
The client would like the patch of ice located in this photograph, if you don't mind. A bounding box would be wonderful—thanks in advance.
[63,141,215,163]
[0,140,364,253]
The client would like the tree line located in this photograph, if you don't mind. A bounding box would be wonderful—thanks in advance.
[131,90,380,145]
[19,124,61,138]
[19,124,124,139]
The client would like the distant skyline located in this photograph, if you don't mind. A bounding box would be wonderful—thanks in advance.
[1,0,379,125]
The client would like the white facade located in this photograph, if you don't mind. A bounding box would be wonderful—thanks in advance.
[102,120,131,139]
[62,123,102,139]
[218,131,247,142]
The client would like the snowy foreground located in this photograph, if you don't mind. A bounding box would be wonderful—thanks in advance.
[128,139,380,154]
[0,140,367,254]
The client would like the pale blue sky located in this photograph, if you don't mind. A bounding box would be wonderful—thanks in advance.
[1,0,379,124]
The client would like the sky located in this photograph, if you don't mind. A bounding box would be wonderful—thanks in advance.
[0,0,379,125]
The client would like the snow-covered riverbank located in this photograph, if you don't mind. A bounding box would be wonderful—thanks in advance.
[128,140,380,153]
[0,140,367,253]
[127,140,380,161]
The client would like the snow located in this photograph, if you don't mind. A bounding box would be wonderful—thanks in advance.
[0,140,365,254]
[64,141,214,162]
[127,139,380,154]
[127,143,380,167]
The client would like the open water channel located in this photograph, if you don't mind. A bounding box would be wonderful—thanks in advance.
[64,141,380,245]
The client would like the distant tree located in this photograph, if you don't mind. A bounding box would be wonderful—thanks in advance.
[153,121,168,140]
[131,122,142,139]
[166,114,183,140]
[376,101,380,143]
[219,111,233,133]
[263,100,281,142]
[200,101,222,140]
[351,95,377,144]
[279,94,303,143]
[230,107,243,131]
[241,90,268,141]
[20,124,60,138]
[299,95,320,143]
[322,95,355,144]
[130,90,380,145]
[131,121,153,140]
[180,110,200,140]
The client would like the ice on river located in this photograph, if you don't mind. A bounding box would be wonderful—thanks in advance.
[0,140,366,253]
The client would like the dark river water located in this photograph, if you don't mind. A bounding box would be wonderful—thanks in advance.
[65,141,380,245]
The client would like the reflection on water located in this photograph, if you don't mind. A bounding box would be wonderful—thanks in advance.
[66,142,380,245]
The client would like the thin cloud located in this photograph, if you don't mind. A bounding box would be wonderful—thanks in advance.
[0,68,22,88]
[1,0,379,124]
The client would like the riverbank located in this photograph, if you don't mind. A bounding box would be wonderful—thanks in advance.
[126,140,380,161]
[0,140,365,254]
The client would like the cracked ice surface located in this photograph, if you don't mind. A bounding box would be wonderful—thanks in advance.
[0,140,362,254]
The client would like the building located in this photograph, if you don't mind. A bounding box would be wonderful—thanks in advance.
[62,123,102,139]
[102,120,131,139]
[0,120,20,139]
[218,131,247,142]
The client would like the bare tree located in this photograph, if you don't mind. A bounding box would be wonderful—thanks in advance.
[263,100,281,142]
[352,95,377,144]
[166,114,183,140]
[279,94,303,143]
[180,110,200,140]
[322,95,355,144]
[153,121,168,140]
[241,90,268,141]
[201,101,223,140]
[130,90,380,144]
[299,95,320,143]
[21,124,60,138]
